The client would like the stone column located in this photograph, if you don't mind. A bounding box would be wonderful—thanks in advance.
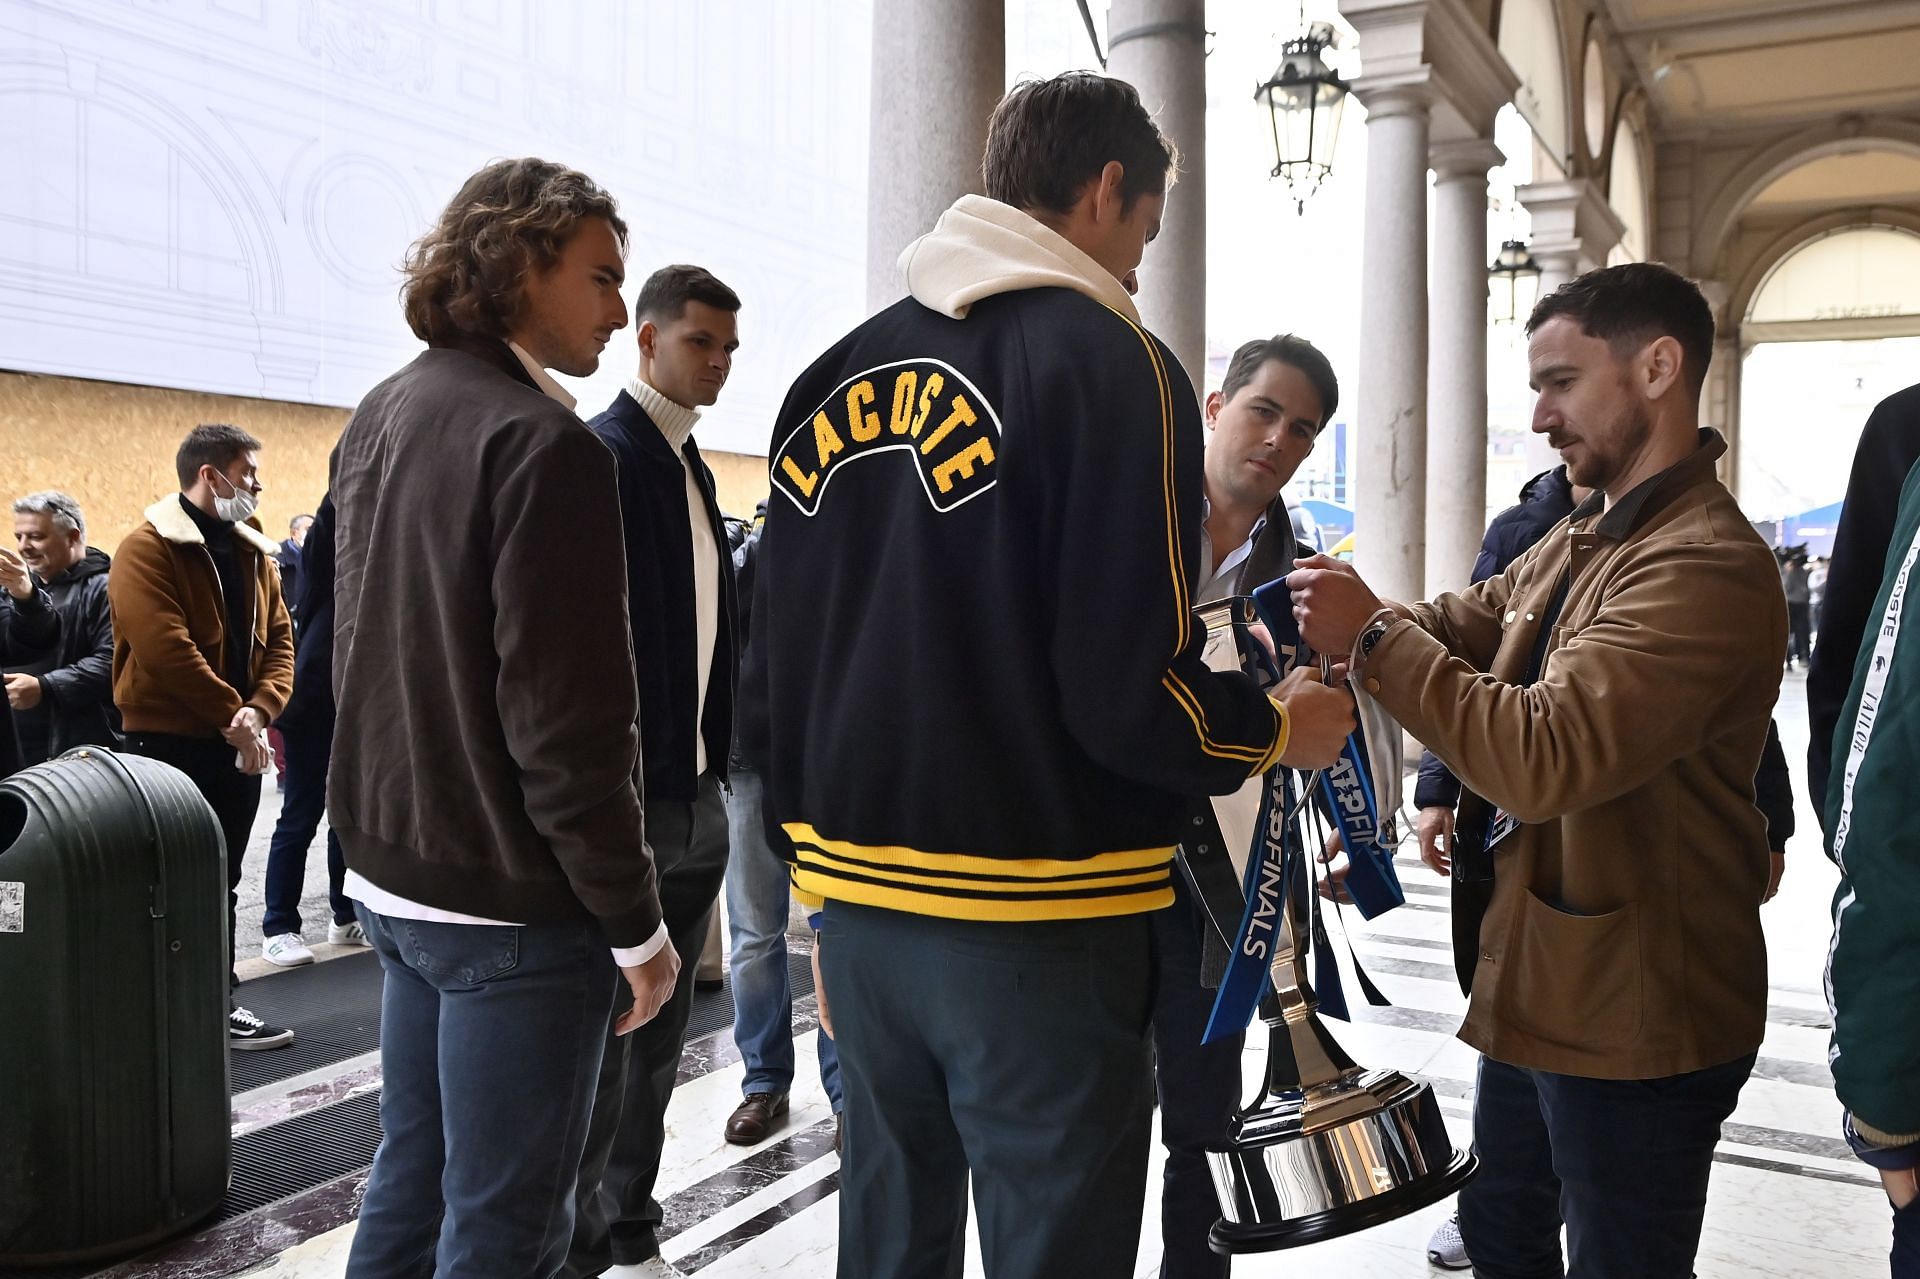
[1106,0,1207,389]
[1698,281,1742,492]
[1714,337,1744,493]
[865,0,1005,314]
[1426,139,1503,596]
[1532,248,1580,303]
[1352,83,1434,609]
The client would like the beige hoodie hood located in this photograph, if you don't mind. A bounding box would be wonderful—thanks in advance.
[898,194,1141,325]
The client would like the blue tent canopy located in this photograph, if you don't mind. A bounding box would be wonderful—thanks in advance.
[1780,500,1843,558]
[1296,498,1354,546]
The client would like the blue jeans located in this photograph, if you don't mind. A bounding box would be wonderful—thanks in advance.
[723,766,841,1109]
[261,715,350,937]
[1459,1051,1755,1278]
[346,907,615,1279]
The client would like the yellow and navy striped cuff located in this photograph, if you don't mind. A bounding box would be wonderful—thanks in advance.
[1254,693,1291,774]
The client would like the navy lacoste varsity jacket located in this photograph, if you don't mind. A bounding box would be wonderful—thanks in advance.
[752,195,1288,922]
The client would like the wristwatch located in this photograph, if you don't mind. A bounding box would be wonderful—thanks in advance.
[1351,607,1399,671]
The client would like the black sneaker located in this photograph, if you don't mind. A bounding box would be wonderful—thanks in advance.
[229,1005,294,1051]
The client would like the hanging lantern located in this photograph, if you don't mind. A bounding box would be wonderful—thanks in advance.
[1488,239,1543,325]
[1256,21,1349,215]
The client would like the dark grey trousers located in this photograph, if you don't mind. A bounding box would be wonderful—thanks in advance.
[822,899,1156,1279]
[565,773,730,1275]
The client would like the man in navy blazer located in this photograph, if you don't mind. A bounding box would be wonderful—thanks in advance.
[567,265,742,1279]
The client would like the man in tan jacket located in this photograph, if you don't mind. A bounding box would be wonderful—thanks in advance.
[111,423,296,1049]
[1290,263,1786,1278]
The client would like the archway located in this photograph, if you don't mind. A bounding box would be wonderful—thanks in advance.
[1736,223,1920,544]
[1696,118,1920,282]
[0,59,278,312]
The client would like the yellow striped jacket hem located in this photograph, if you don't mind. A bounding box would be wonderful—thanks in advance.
[783,823,1176,921]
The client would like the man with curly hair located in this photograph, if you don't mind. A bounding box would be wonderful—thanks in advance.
[331,158,678,1278]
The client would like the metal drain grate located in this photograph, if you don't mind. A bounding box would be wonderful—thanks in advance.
[222,1090,385,1216]
[229,951,384,1094]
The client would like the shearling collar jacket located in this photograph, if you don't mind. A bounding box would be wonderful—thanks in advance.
[108,496,295,737]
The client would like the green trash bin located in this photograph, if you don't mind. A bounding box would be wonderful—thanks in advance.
[0,747,230,1267]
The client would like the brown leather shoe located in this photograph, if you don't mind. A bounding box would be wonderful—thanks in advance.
[724,1091,789,1145]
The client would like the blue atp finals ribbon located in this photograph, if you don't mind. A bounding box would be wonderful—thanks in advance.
[1202,768,1296,1044]
[1318,718,1406,920]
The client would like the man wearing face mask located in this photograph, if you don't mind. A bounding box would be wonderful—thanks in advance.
[565,264,742,1279]
[111,423,297,1050]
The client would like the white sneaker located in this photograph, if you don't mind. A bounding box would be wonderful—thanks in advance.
[261,933,315,966]
[1427,1211,1471,1270]
[327,919,370,947]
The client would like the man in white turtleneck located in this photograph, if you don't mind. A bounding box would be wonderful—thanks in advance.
[566,266,743,1279]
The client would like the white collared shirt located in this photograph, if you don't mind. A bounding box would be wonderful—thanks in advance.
[507,340,577,410]
[1195,499,1269,605]
[627,377,720,777]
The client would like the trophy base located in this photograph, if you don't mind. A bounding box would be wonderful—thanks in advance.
[1208,1146,1476,1254]
[1206,1070,1477,1255]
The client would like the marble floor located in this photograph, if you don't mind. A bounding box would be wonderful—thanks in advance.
[91,670,1895,1277]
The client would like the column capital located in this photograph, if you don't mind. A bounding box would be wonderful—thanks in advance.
[1353,73,1435,120]
[1517,177,1627,274]
[1339,0,1435,79]
[1340,0,1518,142]
[1429,137,1504,180]
[1107,16,1205,52]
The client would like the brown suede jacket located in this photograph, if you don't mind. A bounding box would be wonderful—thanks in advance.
[109,496,295,736]
[1363,431,1787,1080]
[327,338,662,949]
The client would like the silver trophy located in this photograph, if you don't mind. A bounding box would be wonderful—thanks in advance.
[1188,597,1475,1254]
[1204,855,1474,1251]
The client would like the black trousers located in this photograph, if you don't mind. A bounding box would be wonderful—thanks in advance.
[1458,1051,1755,1278]
[1787,602,1813,665]
[821,898,1155,1279]
[1895,1194,1920,1277]
[566,774,730,1275]
[124,730,262,993]
[1150,874,1244,1279]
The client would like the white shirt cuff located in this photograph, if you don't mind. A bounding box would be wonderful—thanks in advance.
[610,921,669,968]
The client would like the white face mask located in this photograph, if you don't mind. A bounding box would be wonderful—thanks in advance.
[210,470,259,524]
